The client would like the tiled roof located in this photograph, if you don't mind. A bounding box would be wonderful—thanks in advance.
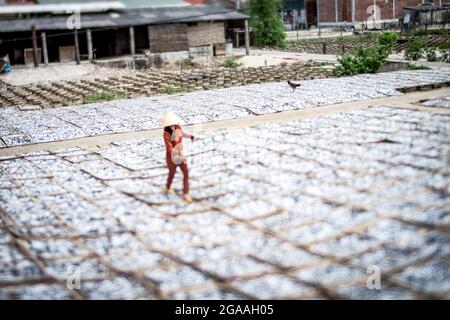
[0,5,249,32]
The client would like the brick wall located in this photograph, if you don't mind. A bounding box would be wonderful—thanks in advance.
[187,22,225,47]
[317,0,341,23]
[318,0,424,23]
[148,24,189,53]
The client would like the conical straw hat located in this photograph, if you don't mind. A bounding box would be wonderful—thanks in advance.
[160,112,182,128]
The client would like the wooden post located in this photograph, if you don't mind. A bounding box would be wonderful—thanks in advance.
[351,0,356,27]
[393,0,396,19]
[41,32,49,65]
[148,25,152,51]
[305,0,308,27]
[74,29,80,65]
[292,11,295,31]
[445,9,448,31]
[31,25,39,68]
[129,26,135,56]
[235,31,239,48]
[431,9,434,28]
[87,29,93,61]
[316,0,320,27]
[335,0,339,23]
[244,19,250,56]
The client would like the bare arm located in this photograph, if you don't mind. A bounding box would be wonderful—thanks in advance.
[181,128,194,140]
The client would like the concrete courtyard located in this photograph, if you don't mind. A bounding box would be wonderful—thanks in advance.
[0,69,449,299]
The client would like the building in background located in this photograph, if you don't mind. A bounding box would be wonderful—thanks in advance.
[0,0,250,65]
[282,0,305,30]
[281,0,318,30]
[402,2,450,31]
[315,0,446,27]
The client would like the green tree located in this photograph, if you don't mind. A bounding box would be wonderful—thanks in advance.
[249,0,286,47]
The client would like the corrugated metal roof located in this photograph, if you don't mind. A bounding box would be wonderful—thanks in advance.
[119,0,195,7]
[36,0,117,2]
[0,2,126,15]
[36,0,194,8]
[404,4,449,12]
[0,5,249,32]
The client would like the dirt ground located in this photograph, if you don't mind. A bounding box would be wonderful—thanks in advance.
[0,61,134,86]
[233,48,337,67]
[0,49,337,87]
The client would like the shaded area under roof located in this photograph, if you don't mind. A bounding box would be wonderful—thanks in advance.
[0,5,249,33]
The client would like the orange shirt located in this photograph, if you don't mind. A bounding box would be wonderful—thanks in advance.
[163,125,192,164]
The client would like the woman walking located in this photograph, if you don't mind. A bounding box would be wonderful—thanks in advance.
[160,112,195,203]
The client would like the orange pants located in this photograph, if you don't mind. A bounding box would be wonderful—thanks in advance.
[166,161,189,195]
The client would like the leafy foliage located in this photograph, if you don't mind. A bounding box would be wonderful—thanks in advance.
[84,90,128,104]
[413,29,450,37]
[378,31,398,47]
[426,48,438,62]
[438,42,450,63]
[438,41,450,50]
[404,37,426,61]
[159,87,189,94]
[249,0,286,47]
[220,57,242,68]
[333,46,390,77]
[179,58,196,68]
[407,63,430,70]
